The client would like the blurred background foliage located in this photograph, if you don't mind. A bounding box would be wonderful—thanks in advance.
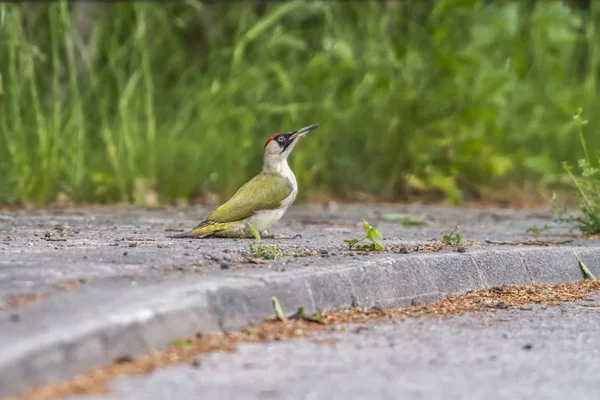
[0,0,599,207]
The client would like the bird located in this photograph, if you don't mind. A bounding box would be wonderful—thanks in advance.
[172,123,318,239]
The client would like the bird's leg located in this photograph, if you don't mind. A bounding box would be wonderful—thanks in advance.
[261,231,302,240]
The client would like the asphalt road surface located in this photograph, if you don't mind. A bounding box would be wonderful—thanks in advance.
[3,204,600,399]
[76,295,600,400]
[2,204,597,303]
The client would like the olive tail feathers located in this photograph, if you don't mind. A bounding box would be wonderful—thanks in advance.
[169,221,229,238]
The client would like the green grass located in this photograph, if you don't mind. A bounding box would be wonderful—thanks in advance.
[553,109,600,234]
[525,224,552,238]
[247,223,312,259]
[247,221,284,260]
[573,250,597,280]
[1,0,600,206]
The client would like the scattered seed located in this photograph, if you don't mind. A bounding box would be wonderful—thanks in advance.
[14,280,600,400]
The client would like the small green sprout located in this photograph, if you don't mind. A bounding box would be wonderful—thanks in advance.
[285,246,312,257]
[525,224,551,238]
[170,337,193,350]
[344,218,384,251]
[441,225,461,246]
[272,296,324,324]
[272,296,287,321]
[289,306,324,324]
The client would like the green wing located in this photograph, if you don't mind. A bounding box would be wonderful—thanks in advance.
[205,174,293,223]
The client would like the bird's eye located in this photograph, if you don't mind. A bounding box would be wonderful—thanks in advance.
[278,136,285,142]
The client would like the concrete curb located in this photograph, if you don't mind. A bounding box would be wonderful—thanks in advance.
[1,246,600,397]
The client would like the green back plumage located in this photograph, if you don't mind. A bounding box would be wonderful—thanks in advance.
[205,173,293,223]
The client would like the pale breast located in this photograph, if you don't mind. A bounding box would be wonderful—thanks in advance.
[251,159,298,232]
[249,208,287,232]
[278,164,298,209]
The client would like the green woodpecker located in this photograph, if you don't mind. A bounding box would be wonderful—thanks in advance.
[173,123,318,239]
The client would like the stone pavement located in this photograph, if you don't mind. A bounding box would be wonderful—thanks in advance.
[1,204,599,397]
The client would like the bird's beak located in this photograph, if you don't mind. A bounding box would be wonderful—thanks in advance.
[290,123,318,140]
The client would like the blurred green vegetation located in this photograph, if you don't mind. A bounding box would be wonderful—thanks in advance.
[0,0,599,206]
